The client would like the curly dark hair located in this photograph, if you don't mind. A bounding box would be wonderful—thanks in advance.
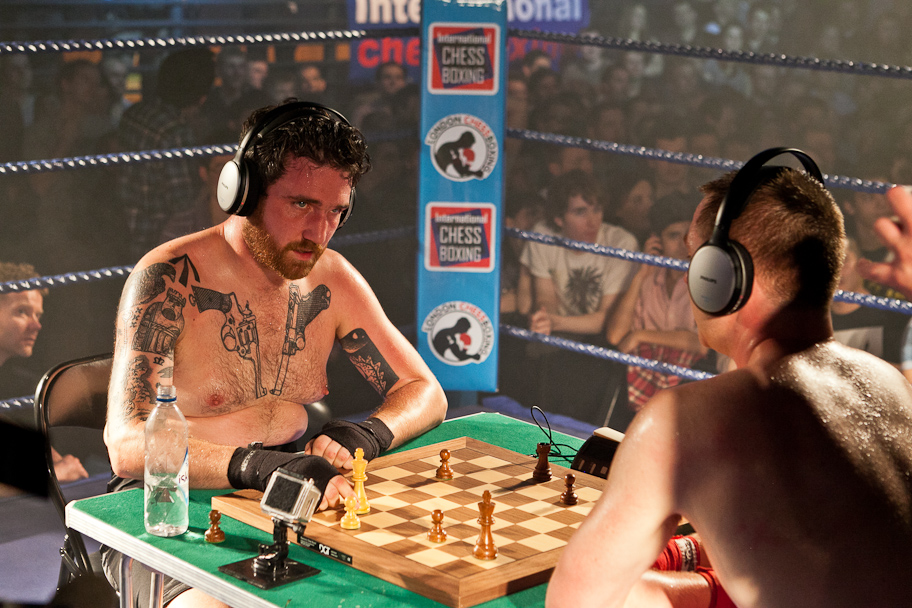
[240,99,372,191]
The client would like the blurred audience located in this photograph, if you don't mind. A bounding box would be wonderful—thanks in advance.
[116,47,216,261]
[0,262,88,485]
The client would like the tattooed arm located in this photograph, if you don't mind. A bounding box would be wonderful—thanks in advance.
[306,257,447,469]
[103,259,238,488]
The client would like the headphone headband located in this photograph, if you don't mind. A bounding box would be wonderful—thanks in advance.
[231,101,352,164]
[713,147,823,239]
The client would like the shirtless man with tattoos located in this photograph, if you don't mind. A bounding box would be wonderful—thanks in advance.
[548,152,912,608]
[101,100,447,607]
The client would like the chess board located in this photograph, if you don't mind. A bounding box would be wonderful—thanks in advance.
[213,437,606,608]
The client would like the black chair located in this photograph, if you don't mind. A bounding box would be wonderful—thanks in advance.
[34,353,113,589]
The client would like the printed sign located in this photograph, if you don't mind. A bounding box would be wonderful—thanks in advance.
[428,23,500,95]
[506,0,589,32]
[346,0,589,82]
[422,300,495,366]
[425,114,498,181]
[425,203,496,272]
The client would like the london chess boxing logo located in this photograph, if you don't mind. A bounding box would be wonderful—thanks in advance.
[426,114,498,182]
[423,301,494,366]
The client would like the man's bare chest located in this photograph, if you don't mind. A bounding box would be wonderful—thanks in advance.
[156,282,338,413]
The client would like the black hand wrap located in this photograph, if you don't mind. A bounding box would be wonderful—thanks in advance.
[227,447,338,494]
[318,418,394,461]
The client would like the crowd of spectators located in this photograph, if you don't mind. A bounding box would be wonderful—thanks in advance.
[498,0,912,426]
[3,0,912,428]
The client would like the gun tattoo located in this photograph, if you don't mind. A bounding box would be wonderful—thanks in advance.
[133,288,186,356]
[340,328,399,396]
[190,285,266,398]
[271,284,331,396]
[125,355,155,421]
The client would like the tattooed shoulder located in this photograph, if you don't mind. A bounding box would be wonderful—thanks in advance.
[340,329,400,397]
[127,262,178,305]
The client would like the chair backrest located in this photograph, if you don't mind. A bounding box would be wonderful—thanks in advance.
[35,353,112,432]
[34,353,113,582]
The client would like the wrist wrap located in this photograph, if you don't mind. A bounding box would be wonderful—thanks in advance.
[652,535,700,572]
[227,447,338,494]
[318,418,394,460]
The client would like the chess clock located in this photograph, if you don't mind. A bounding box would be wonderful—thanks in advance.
[571,427,625,479]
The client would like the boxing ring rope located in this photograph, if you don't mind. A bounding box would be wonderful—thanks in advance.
[507,130,891,194]
[510,29,912,80]
[0,28,420,56]
[3,26,911,414]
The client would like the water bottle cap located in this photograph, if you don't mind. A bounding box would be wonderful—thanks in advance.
[156,384,177,402]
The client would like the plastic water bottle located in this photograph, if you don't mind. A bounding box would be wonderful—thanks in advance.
[144,384,189,536]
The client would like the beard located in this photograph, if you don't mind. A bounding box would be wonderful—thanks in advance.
[242,218,325,280]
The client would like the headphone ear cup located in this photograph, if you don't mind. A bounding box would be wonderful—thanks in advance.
[217,158,244,214]
[337,188,355,228]
[234,164,260,217]
[688,240,752,315]
[726,239,753,313]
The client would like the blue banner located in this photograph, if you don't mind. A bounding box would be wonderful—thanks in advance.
[346,0,589,81]
[416,0,507,391]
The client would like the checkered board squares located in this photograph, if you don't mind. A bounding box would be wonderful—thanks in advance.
[213,437,606,608]
[310,449,595,571]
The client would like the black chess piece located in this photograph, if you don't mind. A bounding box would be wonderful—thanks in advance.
[474,491,497,559]
[205,509,226,543]
[428,508,447,542]
[560,473,578,505]
[533,442,552,482]
[436,448,454,480]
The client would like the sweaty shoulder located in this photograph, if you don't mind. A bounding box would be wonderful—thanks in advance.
[310,248,370,294]
[772,340,912,526]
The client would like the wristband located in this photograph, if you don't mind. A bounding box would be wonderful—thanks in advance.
[319,418,394,460]
[696,567,736,608]
[227,447,338,495]
[652,537,682,571]
[674,536,698,572]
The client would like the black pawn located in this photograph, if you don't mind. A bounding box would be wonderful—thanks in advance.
[436,449,454,480]
[560,473,578,505]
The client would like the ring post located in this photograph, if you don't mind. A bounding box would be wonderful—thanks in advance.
[416,0,507,392]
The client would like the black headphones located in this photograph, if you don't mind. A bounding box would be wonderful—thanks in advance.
[687,147,824,316]
[216,100,356,226]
